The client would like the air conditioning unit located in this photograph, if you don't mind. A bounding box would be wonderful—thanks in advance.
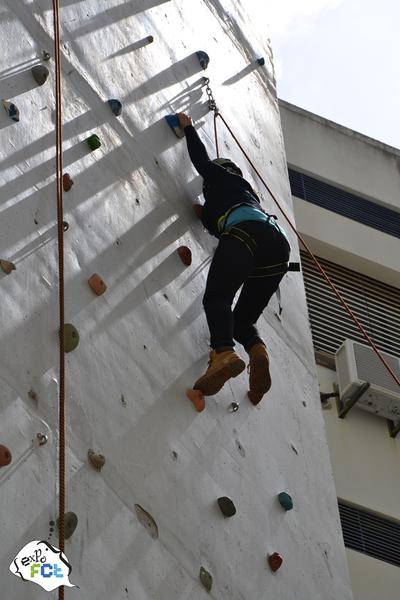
[335,339,400,421]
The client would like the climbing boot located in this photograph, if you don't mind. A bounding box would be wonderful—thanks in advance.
[247,343,271,405]
[194,350,246,396]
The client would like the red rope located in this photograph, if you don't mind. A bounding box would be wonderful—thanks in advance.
[52,1,66,598]
[216,111,400,388]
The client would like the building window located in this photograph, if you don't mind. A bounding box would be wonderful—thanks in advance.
[300,251,400,360]
[288,168,400,239]
[338,501,400,567]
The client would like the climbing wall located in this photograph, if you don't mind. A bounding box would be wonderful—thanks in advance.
[0,0,353,598]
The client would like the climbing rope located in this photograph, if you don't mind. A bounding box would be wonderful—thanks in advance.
[52,1,66,598]
[206,82,400,388]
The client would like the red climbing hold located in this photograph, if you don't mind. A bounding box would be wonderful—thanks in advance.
[88,273,107,296]
[186,389,205,412]
[268,552,283,573]
[0,444,12,467]
[193,204,203,219]
[177,246,192,266]
[63,173,74,191]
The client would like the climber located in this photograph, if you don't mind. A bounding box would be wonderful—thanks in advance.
[178,112,291,404]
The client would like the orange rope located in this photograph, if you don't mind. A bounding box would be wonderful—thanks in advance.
[52,1,66,598]
[215,111,400,388]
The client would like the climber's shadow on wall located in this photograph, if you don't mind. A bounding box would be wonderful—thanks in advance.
[123,55,208,105]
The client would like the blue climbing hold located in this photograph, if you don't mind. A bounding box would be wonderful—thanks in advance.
[257,57,265,66]
[165,114,185,139]
[2,100,19,122]
[278,491,293,511]
[108,99,122,116]
[196,51,210,70]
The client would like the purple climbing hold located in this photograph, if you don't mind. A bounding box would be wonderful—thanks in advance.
[108,99,122,116]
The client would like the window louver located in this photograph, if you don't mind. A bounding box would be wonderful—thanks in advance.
[301,252,400,358]
[288,168,400,239]
[338,502,400,567]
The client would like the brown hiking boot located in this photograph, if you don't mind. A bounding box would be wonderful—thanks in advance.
[248,343,271,403]
[194,350,246,396]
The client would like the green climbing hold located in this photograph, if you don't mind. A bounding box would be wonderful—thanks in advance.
[199,567,213,592]
[87,133,101,151]
[31,65,49,86]
[62,323,80,353]
[278,491,293,511]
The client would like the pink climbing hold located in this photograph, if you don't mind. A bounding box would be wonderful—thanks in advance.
[177,246,192,266]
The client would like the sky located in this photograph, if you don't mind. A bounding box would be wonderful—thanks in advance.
[265,0,400,149]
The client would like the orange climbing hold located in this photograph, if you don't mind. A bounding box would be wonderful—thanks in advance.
[0,444,12,467]
[177,246,192,266]
[186,389,205,412]
[88,273,107,296]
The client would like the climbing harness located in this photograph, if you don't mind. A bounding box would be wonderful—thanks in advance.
[204,79,400,388]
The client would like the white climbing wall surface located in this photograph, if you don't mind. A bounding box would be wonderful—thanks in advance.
[0,0,353,598]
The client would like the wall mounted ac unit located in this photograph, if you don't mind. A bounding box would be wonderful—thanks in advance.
[335,339,400,421]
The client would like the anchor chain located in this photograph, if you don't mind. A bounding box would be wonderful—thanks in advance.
[203,77,218,114]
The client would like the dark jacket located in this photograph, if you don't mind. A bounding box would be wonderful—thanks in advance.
[184,125,262,237]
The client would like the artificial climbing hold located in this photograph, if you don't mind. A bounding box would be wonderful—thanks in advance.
[36,433,48,446]
[146,35,154,44]
[57,512,78,540]
[165,114,185,138]
[228,401,239,413]
[0,444,12,467]
[88,273,107,296]
[0,259,16,275]
[196,51,210,70]
[87,449,106,471]
[2,100,19,122]
[108,99,122,116]
[31,65,49,86]
[87,133,101,151]
[62,173,74,191]
[42,50,51,61]
[199,567,213,592]
[62,323,79,353]
[193,204,203,219]
[63,221,69,232]
[134,505,159,539]
[186,389,205,412]
[177,246,192,266]
[257,57,265,66]
[268,552,283,573]
[278,491,293,511]
[217,496,236,517]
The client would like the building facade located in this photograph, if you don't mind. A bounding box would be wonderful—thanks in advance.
[280,99,400,600]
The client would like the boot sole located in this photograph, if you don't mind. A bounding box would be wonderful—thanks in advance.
[194,358,246,396]
[249,355,271,395]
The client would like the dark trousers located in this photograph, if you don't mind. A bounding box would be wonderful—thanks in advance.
[203,220,291,351]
